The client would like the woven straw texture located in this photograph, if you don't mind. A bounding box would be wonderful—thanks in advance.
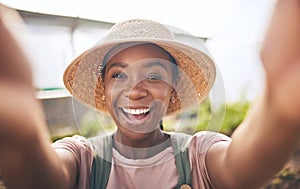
[63,19,216,115]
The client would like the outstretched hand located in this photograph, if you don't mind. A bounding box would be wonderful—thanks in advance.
[0,8,71,189]
[0,4,32,87]
[261,0,300,124]
[0,5,46,141]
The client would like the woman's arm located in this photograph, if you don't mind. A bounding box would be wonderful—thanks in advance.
[0,5,78,189]
[207,1,300,188]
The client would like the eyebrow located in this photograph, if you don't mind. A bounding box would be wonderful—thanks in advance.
[107,62,127,72]
[106,61,169,74]
[143,61,168,72]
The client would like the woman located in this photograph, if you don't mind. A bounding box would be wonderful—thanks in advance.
[0,1,300,188]
[59,19,230,188]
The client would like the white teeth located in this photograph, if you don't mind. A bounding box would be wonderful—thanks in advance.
[122,108,150,115]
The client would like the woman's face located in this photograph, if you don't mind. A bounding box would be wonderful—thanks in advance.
[103,43,175,135]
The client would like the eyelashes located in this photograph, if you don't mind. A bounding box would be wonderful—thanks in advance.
[112,71,127,79]
[111,71,163,81]
[148,74,163,81]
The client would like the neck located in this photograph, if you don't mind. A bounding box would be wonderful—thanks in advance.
[113,128,169,148]
[112,128,171,159]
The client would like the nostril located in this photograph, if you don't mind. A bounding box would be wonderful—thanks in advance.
[125,84,148,100]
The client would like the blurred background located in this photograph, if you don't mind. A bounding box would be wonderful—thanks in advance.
[2,0,274,101]
[1,0,300,188]
[0,0,276,137]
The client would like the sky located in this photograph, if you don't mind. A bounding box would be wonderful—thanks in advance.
[0,0,276,102]
[206,0,276,101]
[1,0,239,38]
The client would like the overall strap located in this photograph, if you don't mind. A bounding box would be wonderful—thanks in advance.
[88,133,192,189]
[171,133,192,189]
[88,134,113,189]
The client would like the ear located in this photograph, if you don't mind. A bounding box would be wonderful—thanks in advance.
[171,88,175,95]
[171,79,178,95]
[169,88,176,103]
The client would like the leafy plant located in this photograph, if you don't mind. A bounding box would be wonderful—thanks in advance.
[219,100,250,135]
[164,98,251,136]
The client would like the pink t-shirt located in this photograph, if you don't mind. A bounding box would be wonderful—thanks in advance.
[52,131,231,189]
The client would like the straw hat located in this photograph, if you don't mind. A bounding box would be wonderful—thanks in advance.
[63,19,216,115]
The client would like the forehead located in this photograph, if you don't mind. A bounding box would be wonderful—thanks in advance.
[106,43,172,65]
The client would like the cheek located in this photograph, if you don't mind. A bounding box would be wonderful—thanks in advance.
[149,84,173,101]
[104,81,120,107]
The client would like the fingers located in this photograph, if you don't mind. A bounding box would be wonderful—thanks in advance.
[0,4,33,87]
[260,0,300,123]
[261,0,300,80]
[0,5,47,144]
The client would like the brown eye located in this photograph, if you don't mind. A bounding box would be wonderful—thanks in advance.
[148,73,162,81]
[112,72,127,79]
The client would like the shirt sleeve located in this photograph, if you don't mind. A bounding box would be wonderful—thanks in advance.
[189,131,231,189]
[52,135,94,189]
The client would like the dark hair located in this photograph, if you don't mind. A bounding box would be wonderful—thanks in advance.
[159,120,164,130]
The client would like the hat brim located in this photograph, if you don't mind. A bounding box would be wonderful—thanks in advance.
[63,38,216,115]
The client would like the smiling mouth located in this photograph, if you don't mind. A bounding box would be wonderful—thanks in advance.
[120,108,151,122]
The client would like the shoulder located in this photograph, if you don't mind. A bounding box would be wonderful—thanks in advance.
[185,132,231,188]
[52,135,89,150]
[52,135,95,189]
[189,131,231,155]
[192,131,231,142]
[52,135,93,162]
[167,131,231,153]
[87,134,113,158]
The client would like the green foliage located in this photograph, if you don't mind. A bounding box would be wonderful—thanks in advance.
[195,100,212,131]
[79,110,116,138]
[219,100,250,135]
[50,99,251,141]
[195,99,251,135]
[262,168,300,188]
[164,99,251,136]
[51,132,79,142]
[163,99,251,136]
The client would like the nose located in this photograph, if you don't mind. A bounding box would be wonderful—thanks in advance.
[124,80,148,100]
